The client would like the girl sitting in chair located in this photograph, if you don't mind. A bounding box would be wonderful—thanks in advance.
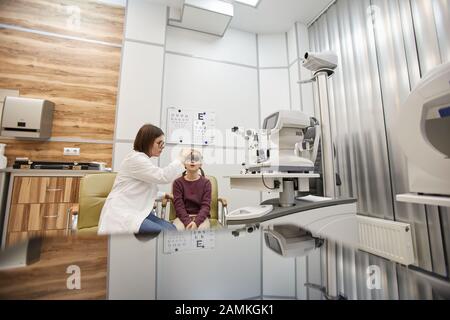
[173,150,211,231]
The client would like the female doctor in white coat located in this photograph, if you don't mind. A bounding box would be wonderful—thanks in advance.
[98,124,188,235]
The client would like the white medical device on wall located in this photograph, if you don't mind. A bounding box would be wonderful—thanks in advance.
[396,62,450,207]
[302,51,338,76]
[300,51,339,199]
[1,96,54,139]
[234,110,321,174]
[166,107,216,146]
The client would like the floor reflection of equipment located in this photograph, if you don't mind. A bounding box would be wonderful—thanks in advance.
[264,225,323,258]
[0,237,42,271]
[163,230,215,254]
[396,62,450,207]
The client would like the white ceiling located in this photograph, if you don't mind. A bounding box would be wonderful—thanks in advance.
[137,0,334,33]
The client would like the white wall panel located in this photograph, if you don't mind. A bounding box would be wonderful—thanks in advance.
[263,241,296,297]
[259,69,290,121]
[125,0,166,44]
[162,53,259,147]
[108,235,157,299]
[287,26,298,65]
[258,34,288,68]
[296,256,308,300]
[113,142,159,171]
[296,22,314,116]
[113,142,133,171]
[289,62,301,111]
[296,23,310,60]
[166,26,257,67]
[301,82,315,117]
[116,41,164,140]
[157,229,261,299]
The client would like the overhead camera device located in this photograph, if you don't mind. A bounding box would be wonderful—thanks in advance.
[302,51,338,76]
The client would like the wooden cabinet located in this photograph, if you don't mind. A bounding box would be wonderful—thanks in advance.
[8,203,75,232]
[5,176,81,247]
[11,177,79,204]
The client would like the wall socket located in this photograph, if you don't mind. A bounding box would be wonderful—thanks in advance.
[63,147,80,156]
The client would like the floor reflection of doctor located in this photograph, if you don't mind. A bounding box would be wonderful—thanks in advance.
[98,124,190,235]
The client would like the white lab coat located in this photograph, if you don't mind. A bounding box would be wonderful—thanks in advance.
[98,150,184,235]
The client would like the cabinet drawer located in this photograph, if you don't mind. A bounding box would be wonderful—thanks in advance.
[12,177,80,204]
[8,203,74,232]
[6,230,68,248]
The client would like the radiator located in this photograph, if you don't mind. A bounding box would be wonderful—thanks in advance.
[357,215,415,265]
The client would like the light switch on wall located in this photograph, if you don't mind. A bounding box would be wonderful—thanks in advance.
[63,147,80,156]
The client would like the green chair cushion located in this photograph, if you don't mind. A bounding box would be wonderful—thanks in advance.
[77,173,117,230]
[209,219,222,229]
[77,226,99,234]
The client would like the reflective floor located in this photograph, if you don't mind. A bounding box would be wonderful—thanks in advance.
[1,225,450,300]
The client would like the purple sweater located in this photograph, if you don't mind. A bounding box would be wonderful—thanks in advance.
[173,176,212,226]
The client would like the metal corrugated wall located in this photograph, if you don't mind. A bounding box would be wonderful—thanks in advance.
[308,0,450,299]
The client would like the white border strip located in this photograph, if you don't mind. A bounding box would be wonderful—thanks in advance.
[165,50,258,69]
[0,23,122,48]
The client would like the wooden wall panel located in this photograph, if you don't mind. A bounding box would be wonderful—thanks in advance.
[0,0,124,165]
[0,28,120,141]
[0,235,108,299]
[0,139,113,167]
[0,0,125,45]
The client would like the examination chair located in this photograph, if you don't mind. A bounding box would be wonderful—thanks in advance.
[161,176,228,229]
[69,173,117,234]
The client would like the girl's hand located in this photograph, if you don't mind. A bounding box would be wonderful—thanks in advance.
[186,221,198,230]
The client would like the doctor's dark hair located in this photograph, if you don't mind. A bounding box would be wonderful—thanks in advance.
[133,124,164,157]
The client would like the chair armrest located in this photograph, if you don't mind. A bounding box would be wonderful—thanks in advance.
[68,205,79,216]
[218,198,228,207]
[67,205,79,233]
[162,194,174,207]
[160,194,174,220]
[218,198,228,226]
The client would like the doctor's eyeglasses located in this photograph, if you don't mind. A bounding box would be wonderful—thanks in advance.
[157,141,165,149]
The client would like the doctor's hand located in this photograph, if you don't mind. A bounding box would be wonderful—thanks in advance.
[186,221,198,230]
[178,148,193,162]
